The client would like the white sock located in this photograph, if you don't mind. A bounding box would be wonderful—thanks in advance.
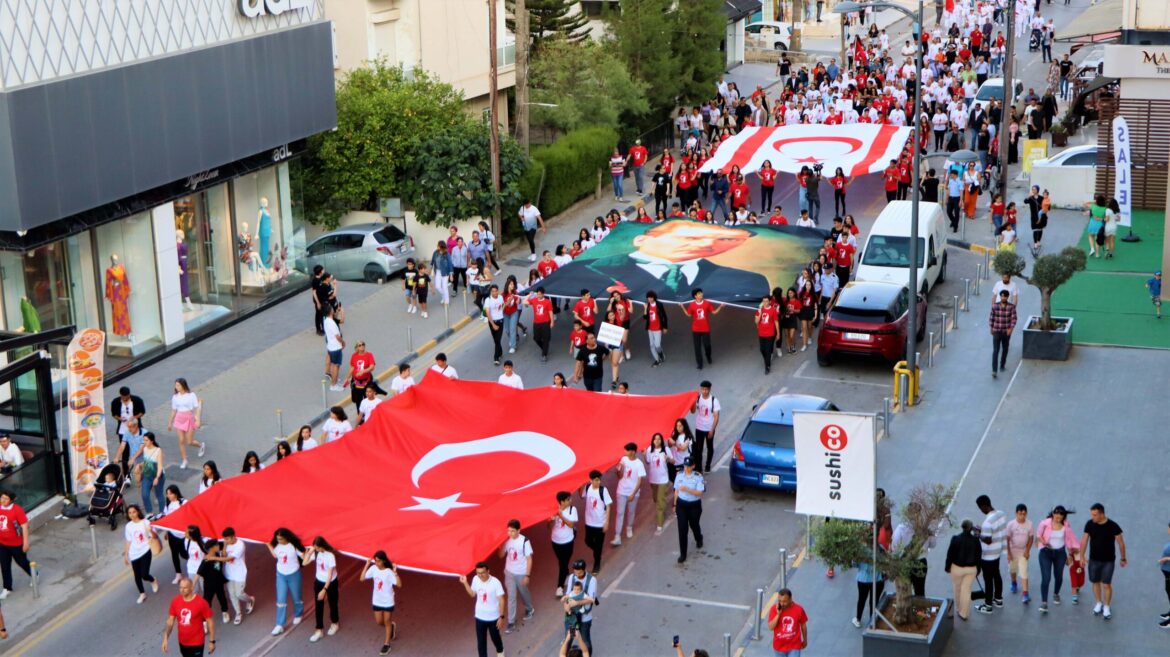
[1104,605,1111,614]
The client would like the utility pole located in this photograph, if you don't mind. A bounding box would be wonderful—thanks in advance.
[515,0,530,154]
[488,0,502,238]
[998,0,1016,195]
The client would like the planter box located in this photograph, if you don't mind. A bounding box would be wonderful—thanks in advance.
[1022,315,1073,361]
[862,594,954,657]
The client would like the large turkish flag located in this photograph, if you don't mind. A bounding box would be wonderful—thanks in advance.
[699,124,913,178]
[154,375,696,575]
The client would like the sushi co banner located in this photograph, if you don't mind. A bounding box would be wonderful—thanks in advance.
[793,410,876,522]
[67,328,109,493]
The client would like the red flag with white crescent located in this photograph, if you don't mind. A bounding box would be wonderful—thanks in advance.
[154,375,696,575]
[698,124,913,178]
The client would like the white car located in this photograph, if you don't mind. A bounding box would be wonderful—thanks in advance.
[971,77,1023,114]
[1031,144,1099,169]
[745,21,795,51]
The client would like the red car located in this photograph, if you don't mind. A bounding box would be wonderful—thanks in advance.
[817,281,927,366]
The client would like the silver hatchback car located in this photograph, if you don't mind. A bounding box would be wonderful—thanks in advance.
[300,223,416,282]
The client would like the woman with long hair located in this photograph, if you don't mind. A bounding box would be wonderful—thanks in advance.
[798,276,817,351]
[162,485,187,583]
[577,228,594,251]
[268,527,306,635]
[304,536,342,642]
[135,432,166,518]
[320,408,352,445]
[275,440,293,461]
[609,291,633,360]
[198,461,221,495]
[183,525,206,583]
[430,240,452,307]
[667,419,694,483]
[241,451,263,474]
[1104,197,1120,258]
[167,378,204,469]
[646,433,673,535]
[759,159,777,213]
[603,308,627,390]
[782,288,801,354]
[551,372,568,389]
[502,276,523,355]
[198,535,231,624]
[1035,505,1081,612]
[361,551,400,655]
[123,504,158,604]
[831,167,850,216]
[548,491,577,598]
[590,217,609,244]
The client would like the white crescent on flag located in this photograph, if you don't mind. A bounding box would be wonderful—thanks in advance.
[699,124,913,178]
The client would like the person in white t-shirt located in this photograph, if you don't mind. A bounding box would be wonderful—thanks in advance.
[582,470,612,574]
[991,273,1019,306]
[498,519,535,633]
[320,407,352,444]
[295,425,319,452]
[690,381,722,473]
[611,443,646,547]
[322,305,345,391]
[458,562,506,656]
[362,551,400,655]
[497,361,524,390]
[267,528,305,635]
[430,353,459,380]
[548,491,578,597]
[303,537,341,642]
[221,527,255,625]
[484,285,506,366]
[646,433,673,535]
[123,504,158,604]
[357,386,382,427]
[668,419,694,482]
[390,365,416,396]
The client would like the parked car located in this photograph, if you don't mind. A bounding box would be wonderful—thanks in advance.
[1031,144,1098,169]
[299,223,416,283]
[729,393,839,493]
[817,281,926,366]
[745,21,795,51]
[971,77,1023,114]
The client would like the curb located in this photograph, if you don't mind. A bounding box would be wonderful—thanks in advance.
[947,237,995,255]
[260,311,481,459]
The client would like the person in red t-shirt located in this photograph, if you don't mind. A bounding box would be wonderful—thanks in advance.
[755,296,780,374]
[525,287,555,361]
[781,288,801,354]
[568,320,588,356]
[536,251,558,279]
[626,139,649,195]
[835,240,855,284]
[682,288,723,369]
[729,175,750,211]
[758,161,777,215]
[643,290,668,366]
[767,588,808,656]
[883,159,900,202]
[163,577,216,655]
[0,490,31,594]
[573,290,598,333]
[830,167,850,216]
[345,341,386,406]
[768,207,789,225]
[897,158,912,200]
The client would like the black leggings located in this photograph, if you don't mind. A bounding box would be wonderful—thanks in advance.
[475,618,505,657]
[584,526,605,572]
[761,186,774,213]
[314,579,340,629]
[1164,571,1170,610]
[856,580,885,620]
[131,552,156,594]
[168,534,186,574]
[452,267,468,292]
[834,190,847,216]
[0,543,31,591]
[693,429,714,472]
[552,540,574,589]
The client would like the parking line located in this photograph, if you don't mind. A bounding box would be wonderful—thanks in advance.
[945,361,1021,514]
[601,561,636,599]
[607,589,750,610]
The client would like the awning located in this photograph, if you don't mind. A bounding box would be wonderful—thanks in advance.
[1056,0,1122,43]
[1080,75,1120,96]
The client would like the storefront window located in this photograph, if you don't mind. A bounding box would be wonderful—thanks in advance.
[231,161,308,296]
[174,184,236,333]
[0,237,96,334]
[93,213,163,357]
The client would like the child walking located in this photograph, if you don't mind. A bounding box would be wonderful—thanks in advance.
[403,258,418,314]
[1147,271,1162,319]
[1006,503,1034,603]
[415,263,431,318]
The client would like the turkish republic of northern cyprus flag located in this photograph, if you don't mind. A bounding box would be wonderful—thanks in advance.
[698,124,914,177]
[155,375,696,575]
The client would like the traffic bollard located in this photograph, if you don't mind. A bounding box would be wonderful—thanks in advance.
[90,525,99,563]
[952,296,960,328]
[883,397,892,437]
[444,302,450,328]
[974,265,982,295]
[927,332,935,367]
[463,290,469,316]
[754,588,765,640]
[408,326,414,352]
[963,279,971,312]
[780,548,788,589]
[899,373,909,408]
[30,560,39,598]
[724,633,732,657]
[321,379,329,412]
[276,409,284,440]
[983,250,992,279]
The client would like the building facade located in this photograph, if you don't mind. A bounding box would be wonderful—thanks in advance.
[0,0,337,378]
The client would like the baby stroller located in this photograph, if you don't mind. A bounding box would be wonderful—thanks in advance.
[87,463,127,530]
[1028,28,1041,51]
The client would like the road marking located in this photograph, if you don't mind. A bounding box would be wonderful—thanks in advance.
[794,360,809,377]
[241,563,366,657]
[792,546,807,568]
[735,647,746,657]
[7,568,133,657]
[607,589,751,610]
[945,361,1021,514]
[601,561,636,599]
[794,373,888,388]
[712,444,735,472]
[779,386,788,393]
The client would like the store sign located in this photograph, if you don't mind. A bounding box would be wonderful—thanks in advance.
[272,144,291,162]
[185,169,220,191]
[793,411,875,521]
[1113,117,1133,228]
[238,0,313,19]
[1104,45,1170,78]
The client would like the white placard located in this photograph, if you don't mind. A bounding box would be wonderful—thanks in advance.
[595,322,625,349]
[1112,116,1133,228]
[793,411,875,521]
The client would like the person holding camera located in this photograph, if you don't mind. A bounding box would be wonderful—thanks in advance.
[672,637,709,657]
[806,164,823,225]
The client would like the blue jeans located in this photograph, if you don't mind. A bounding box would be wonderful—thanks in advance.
[632,166,644,194]
[808,194,821,224]
[1038,546,1067,603]
[503,312,519,350]
[1060,77,1070,99]
[798,186,808,213]
[711,196,730,222]
[141,471,166,515]
[776,651,802,657]
[275,570,304,626]
[612,174,624,199]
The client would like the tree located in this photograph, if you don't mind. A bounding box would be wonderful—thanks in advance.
[506,0,590,53]
[605,0,681,117]
[399,120,527,226]
[992,247,1087,331]
[528,38,650,133]
[671,0,727,105]
[302,61,468,227]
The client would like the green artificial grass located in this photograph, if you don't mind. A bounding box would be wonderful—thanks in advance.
[1073,209,1165,274]
[1051,271,1170,348]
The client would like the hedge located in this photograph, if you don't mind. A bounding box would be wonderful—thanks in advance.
[527,126,618,219]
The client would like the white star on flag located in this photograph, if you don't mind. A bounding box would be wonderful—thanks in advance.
[400,493,478,516]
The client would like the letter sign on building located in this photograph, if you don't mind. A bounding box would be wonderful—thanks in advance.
[238,0,312,19]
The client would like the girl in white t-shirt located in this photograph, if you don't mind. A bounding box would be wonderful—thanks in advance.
[168,377,204,470]
[241,451,264,474]
[303,536,341,642]
[183,525,206,580]
[548,491,578,596]
[295,425,318,452]
[646,433,674,535]
[267,528,305,635]
[123,504,158,604]
[319,408,352,445]
[362,550,401,654]
[161,485,187,583]
[667,419,694,482]
[198,461,221,495]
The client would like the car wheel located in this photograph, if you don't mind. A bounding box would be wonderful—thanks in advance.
[363,264,386,284]
[938,253,947,283]
[817,351,832,366]
[775,42,788,51]
[730,478,744,493]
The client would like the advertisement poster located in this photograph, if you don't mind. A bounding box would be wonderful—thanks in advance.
[793,410,875,521]
[66,328,109,493]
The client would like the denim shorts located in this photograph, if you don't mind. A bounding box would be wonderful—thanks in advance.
[1087,559,1115,584]
[327,349,343,366]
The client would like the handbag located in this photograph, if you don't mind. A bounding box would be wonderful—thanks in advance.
[149,525,164,556]
[1095,225,1106,245]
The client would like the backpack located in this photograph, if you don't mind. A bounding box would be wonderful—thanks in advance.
[582,484,609,510]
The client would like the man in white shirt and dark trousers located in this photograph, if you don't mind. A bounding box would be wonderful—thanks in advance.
[459,562,507,657]
[976,494,1008,613]
[611,443,646,546]
[691,382,721,473]
[674,457,706,563]
[582,470,612,574]
[564,559,599,654]
[499,519,535,634]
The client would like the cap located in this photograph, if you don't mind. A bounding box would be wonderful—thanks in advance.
[1157,271,1162,276]
[683,457,695,467]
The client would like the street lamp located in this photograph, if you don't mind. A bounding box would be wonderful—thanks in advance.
[834,0,925,388]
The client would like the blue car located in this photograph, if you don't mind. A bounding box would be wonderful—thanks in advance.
[729,394,839,492]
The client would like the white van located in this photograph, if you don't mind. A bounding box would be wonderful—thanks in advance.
[854,201,948,295]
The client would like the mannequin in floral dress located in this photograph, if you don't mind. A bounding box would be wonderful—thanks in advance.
[105,255,132,336]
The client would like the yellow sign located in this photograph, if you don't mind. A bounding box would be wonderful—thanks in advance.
[1022,139,1049,174]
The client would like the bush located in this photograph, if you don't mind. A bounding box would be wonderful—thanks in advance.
[530,126,617,218]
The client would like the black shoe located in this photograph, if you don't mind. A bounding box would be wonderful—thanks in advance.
[992,370,997,378]
[697,364,703,370]
[765,365,770,374]
[1160,618,1170,628]
[1161,612,1170,620]
[696,541,704,550]
[652,360,660,368]
[494,360,501,366]
[677,556,686,564]
[706,357,713,365]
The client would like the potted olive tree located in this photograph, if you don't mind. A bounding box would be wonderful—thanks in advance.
[810,483,956,657]
[992,247,1086,360]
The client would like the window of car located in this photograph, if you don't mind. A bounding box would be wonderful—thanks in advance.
[373,225,407,245]
[896,288,911,318]
[831,305,895,324]
[742,420,795,449]
[306,236,342,256]
[1062,152,1097,166]
[861,235,925,267]
[335,234,366,250]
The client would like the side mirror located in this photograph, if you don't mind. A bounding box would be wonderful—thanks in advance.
[752,404,759,411]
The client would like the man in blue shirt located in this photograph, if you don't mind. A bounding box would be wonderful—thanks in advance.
[673,457,706,563]
[946,171,963,233]
[1147,271,1162,319]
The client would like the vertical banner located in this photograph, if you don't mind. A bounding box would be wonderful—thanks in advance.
[1021,139,1048,174]
[793,411,875,521]
[66,328,109,493]
[1113,116,1133,228]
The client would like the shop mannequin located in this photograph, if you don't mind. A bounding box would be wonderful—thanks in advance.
[105,254,132,336]
[258,197,272,267]
[238,222,265,272]
[176,232,193,310]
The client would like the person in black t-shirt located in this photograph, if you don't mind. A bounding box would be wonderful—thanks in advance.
[1080,503,1126,620]
[311,265,327,335]
[920,169,940,204]
[651,165,671,216]
[572,333,610,393]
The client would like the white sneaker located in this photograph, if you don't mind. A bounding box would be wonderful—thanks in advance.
[172,574,182,584]
[852,617,862,628]
[625,349,632,360]
[528,254,537,261]
[421,312,428,318]
[800,345,807,352]
[198,443,206,457]
[180,460,188,470]
[137,593,147,604]
[223,612,230,624]
[626,527,634,539]
[246,597,256,614]
[233,615,242,625]
[272,626,284,636]
[509,348,515,354]
[151,579,159,593]
[610,538,622,546]
[655,526,663,536]
[293,615,303,625]
[555,586,564,597]
[328,623,339,636]
[310,630,323,643]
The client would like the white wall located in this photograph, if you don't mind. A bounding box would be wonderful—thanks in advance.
[1029,167,1096,209]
